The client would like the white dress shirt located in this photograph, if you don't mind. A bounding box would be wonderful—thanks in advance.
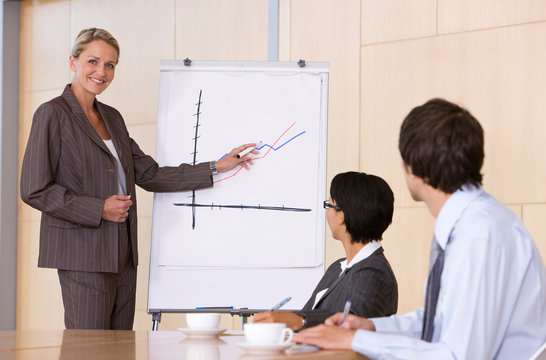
[351,185,546,360]
[103,139,127,195]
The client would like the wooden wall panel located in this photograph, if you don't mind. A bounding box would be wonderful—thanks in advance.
[278,0,291,60]
[17,220,64,329]
[176,0,268,61]
[362,0,437,44]
[19,0,71,93]
[290,0,361,266]
[361,22,546,208]
[70,0,176,127]
[381,207,434,314]
[439,0,546,34]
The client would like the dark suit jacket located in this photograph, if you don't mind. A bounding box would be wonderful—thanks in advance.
[297,247,398,328]
[21,85,213,273]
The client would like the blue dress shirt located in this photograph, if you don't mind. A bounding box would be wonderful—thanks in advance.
[351,185,546,360]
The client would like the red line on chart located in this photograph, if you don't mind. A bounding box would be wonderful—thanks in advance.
[215,166,244,183]
[214,122,297,184]
[252,122,296,160]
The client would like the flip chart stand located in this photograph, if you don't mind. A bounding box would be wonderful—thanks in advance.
[149,308,261,330]
[147,59,329,331]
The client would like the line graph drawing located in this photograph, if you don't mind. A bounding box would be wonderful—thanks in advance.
[177,90,312,229]
[217,129,306,162]
[256,131,306,152]
[215,121,306,184]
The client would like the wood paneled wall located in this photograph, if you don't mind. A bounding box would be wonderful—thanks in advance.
[17,0,546,330]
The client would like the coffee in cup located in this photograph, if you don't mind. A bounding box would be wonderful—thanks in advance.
[186,313,221,329]
[244,323,294,345]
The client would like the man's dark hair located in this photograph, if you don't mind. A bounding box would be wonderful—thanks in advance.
[398,98,484,194]
[330,172,394,244]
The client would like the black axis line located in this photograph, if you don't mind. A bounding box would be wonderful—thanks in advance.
[174,202,311,212]
[183,90,311,229]
[190,90,203,229]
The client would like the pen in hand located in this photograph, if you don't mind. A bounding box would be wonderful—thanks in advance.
[270,296,292,311]
[236,141,262,159]
[339,300,351,326]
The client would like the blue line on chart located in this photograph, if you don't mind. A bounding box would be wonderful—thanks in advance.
[217,130,306,161]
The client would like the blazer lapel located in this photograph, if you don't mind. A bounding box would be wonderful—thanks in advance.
[313,247,385,309]
[61,85,111,154]
[313,266,351,309]
[96,101,131,172]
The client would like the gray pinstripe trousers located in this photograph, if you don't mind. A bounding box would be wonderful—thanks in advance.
[58,221,136,330]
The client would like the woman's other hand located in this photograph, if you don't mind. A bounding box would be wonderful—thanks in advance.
[102,195,132,222]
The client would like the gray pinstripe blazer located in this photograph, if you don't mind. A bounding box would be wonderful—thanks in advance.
[297,247,398,328]
[21,85,213,273]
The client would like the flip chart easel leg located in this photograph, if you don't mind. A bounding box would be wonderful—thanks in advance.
[151,312,161,331]
[241,313,252,329]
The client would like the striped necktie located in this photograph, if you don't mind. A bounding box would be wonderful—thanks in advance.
[421,237,445,342]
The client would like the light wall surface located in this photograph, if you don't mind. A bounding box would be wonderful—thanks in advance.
[17,0,546,330]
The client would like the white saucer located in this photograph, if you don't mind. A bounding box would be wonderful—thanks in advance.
[235,341,294,354]
[177,327,227,338]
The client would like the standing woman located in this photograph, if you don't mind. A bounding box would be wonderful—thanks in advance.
[20,28,255,330]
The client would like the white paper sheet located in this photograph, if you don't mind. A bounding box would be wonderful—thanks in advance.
[153,64,327,268]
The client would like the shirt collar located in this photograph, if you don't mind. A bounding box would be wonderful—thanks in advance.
[339,240,382,273]
[434,184,484,250]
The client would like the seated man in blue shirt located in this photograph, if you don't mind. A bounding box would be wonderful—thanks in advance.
[294,98,546,359]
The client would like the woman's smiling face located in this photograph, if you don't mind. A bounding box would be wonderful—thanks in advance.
[70,39,118,97]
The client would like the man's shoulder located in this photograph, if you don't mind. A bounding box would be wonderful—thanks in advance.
[453,190,529,247]
[462,191,515,225]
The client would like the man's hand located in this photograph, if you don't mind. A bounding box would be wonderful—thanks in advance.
[102,195,132,223]
[216,143,259,172]
[326,313,376,331]
[293,324,356,350]
[253,311,304,331]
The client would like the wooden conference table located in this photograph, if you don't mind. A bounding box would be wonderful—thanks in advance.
[0,329,367,360]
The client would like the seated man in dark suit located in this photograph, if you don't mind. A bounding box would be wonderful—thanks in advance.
[254,171,398,330]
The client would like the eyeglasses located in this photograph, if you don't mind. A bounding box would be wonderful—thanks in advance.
[323,200,341,211]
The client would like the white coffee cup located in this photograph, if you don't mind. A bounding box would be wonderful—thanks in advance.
[186,313,221,329]
[244,323,294,345]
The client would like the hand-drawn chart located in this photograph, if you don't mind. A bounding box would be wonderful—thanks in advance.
[152,62,328,268]
[176,93,312,229]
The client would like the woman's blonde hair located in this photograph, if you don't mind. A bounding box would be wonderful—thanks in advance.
[71,28,120,62]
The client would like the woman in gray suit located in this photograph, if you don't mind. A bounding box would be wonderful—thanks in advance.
[20,28,256,330]
[254,171,398,330]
